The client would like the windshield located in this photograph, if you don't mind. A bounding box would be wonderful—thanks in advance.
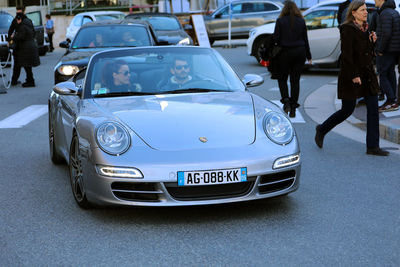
[136,16,181,31]
[71,25,151,48]
[0,13,13,28]
[86,47,245,97]
[94,14,125,20]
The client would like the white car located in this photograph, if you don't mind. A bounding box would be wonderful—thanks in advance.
[246,0,377,66]
[66,11,126,42]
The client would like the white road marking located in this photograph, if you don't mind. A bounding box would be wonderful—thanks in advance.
[271,100,306,123]
[0,105,47,128]
[269,87,280,91]
[381,109,400,117]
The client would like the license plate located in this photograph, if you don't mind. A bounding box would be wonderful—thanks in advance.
[177,167,247,186]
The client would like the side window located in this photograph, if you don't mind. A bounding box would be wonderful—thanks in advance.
[241,3,254,13]
[304,10,336,30]
[219,4,242,15]
[82,16,93,25]
[73,16,82,26]
[26,11,42,27]
[263,3,279,12]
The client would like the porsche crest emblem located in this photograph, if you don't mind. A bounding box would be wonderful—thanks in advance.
[199,137,208,143]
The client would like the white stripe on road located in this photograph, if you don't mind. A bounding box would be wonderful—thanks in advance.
[0,105,47,128]
[271,100,306,123]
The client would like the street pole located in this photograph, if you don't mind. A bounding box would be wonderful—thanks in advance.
[228,1,231,47]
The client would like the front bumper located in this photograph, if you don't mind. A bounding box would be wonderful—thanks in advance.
[81,141,301,207]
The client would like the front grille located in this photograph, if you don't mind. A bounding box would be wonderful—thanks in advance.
[111,182,161,202]
[258,170,296,194]
[165,177,256,201]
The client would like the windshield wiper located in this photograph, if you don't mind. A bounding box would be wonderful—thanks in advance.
[159,88,230,94]
[93,91,155,97]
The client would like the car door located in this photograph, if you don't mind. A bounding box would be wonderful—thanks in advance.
[26,11,44,48]
[207,3,244,38]
[304,9,340,60]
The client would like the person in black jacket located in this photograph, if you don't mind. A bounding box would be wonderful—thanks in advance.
[8,6,40,87]
[374,0,400,111]
[315,0,389,156]
[273,1,312,118]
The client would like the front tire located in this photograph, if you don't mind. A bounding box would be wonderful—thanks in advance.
[69,133,91,209]
[48,105,64,164]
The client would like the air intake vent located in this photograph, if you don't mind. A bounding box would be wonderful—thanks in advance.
[258,170,296,194]
[111,182,161,202]
[165,177,256,201]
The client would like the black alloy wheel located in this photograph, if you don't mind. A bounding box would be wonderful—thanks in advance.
[69,133,91,209]
[48,104,64,164]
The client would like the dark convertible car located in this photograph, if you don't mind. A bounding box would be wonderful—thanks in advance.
[54,19,162,84]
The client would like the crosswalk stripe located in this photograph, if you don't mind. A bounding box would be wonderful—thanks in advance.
[271,100,306,123]
[0,105,47,129]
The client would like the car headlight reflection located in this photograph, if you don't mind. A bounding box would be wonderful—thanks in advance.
[263,112,294,145]
[96,122,130,155]
[178,37,190,45]
[58,65,79,76]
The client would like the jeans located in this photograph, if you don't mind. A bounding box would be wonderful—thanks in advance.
[277,46,306,107]
[319,95,380,148]
[376,52,397,102]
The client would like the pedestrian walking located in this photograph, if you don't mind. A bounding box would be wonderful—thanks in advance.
[8,6,40,87]
[374,0,400,112]
[45,14,55,52]
[272,0,312,118]
[315,0,389,156]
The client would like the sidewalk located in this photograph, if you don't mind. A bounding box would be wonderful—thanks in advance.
[304,80,400,155]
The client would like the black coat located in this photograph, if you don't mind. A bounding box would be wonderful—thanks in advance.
[337,23,379,100]
[12,16,40,67]
[376,0,400,53]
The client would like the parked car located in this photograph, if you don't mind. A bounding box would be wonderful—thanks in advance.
[0,11,13,62]
[0,10,48,61]
[125,12,193,45]
[204,0,283,45]
[55,20,161,84]
[246,0,376,66]
[66,11,126,42]
[48,46,300,208]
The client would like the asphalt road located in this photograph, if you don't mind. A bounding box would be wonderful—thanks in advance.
[0,47,399,266]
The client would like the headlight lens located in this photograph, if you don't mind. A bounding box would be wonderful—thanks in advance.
[263,112,294,145]
[178,37,190,45]
[96,122,130,155]
[58,65,79,76]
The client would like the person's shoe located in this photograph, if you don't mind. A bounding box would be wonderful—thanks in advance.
[22,82,35,87]
[315,125,325,148]
[282,99,290,114]
[289,107,296,118]
[379,102,399,112]
[11,80,20,86]
[366,147,389,156]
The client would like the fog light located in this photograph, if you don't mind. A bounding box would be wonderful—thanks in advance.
[97,165,143,178]
[273,154,300,169]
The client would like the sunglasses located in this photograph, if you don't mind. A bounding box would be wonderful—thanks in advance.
[118,70,130,76]
[175,65,189,70]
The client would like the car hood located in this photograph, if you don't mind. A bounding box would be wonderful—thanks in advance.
[252,21,276,34]
[155,30,189,44]
[59,49,102,65]
[94,92,256,151]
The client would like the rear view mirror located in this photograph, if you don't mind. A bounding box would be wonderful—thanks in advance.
[59,41,70,48]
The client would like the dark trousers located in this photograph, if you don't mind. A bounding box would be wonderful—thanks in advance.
[319,95,380,148]
[277,46,306,107]
[12,65,34,83]
[376,52,397,102]
[48,32,54,50]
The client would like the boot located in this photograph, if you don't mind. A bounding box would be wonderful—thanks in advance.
[282,98,290,114]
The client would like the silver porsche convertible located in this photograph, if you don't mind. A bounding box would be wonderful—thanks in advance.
[48,46,301,208]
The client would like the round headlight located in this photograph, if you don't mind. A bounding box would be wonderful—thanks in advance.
[263,112,294,145]
[96,122,130,155]
[58,65,79,76]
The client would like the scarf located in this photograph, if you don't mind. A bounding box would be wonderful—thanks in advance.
[353,20,369,32]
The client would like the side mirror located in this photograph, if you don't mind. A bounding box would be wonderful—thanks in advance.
[53,81,80,96]
[214,13,222,19]
[242,74,264,87]
[59,41,70,49]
